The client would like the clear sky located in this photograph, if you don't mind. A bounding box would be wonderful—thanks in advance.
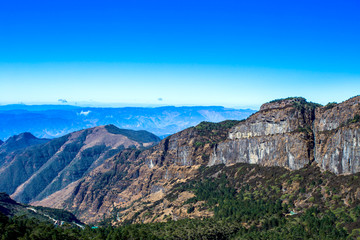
[0,0,359,109]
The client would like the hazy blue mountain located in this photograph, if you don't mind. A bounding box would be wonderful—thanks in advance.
[0,133,49,170]
[0,132,49,155]
[0,105,256,141]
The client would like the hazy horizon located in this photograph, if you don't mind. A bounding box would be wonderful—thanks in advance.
[0,93,358,110]
[0,102,258,110]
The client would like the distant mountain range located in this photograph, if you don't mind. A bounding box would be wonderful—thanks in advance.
[0,105,256,141]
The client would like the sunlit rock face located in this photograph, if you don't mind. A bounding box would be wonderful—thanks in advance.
[314,96,360,174]
[210,98,316,170]
[210,132,311,170]
[144,128,200,168]
[210,96,360,175]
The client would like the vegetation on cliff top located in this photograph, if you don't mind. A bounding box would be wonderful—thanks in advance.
[268,97,322,111]
[195,120,240,137]
[269,96,307,103]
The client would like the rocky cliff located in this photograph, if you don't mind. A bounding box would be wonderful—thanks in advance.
[314,96,360,174]
[210,96,360,175]
[209,98,318,170]
[210,96,360,174]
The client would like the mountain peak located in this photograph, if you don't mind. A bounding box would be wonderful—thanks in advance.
[102,124,121,133]
[5,132,40,144]
[15,132,37,140]
[0,132,49,154]
[104,124,161,143]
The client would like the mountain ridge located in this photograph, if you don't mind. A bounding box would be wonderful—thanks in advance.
[0,132,49,156]
[0,125,160,205]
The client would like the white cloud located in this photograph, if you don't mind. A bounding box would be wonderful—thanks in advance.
[79,110,91,116]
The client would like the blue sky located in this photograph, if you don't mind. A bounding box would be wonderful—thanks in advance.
[0,0,359,109]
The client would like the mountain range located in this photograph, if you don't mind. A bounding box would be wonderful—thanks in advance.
[1,96,360,239]
[0,105,255,141]
[0,125,160,205]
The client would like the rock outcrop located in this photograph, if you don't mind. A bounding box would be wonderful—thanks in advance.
[314,96,360,174]
[210,96,360,174]
[209,98,317,170]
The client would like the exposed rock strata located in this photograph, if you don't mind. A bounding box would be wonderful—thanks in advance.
[210,98,316,170]
[314,96,360,174]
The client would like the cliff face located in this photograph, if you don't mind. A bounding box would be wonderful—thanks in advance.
[210,96,360,174]
[210,98,317,170]
[314,96,360,174]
